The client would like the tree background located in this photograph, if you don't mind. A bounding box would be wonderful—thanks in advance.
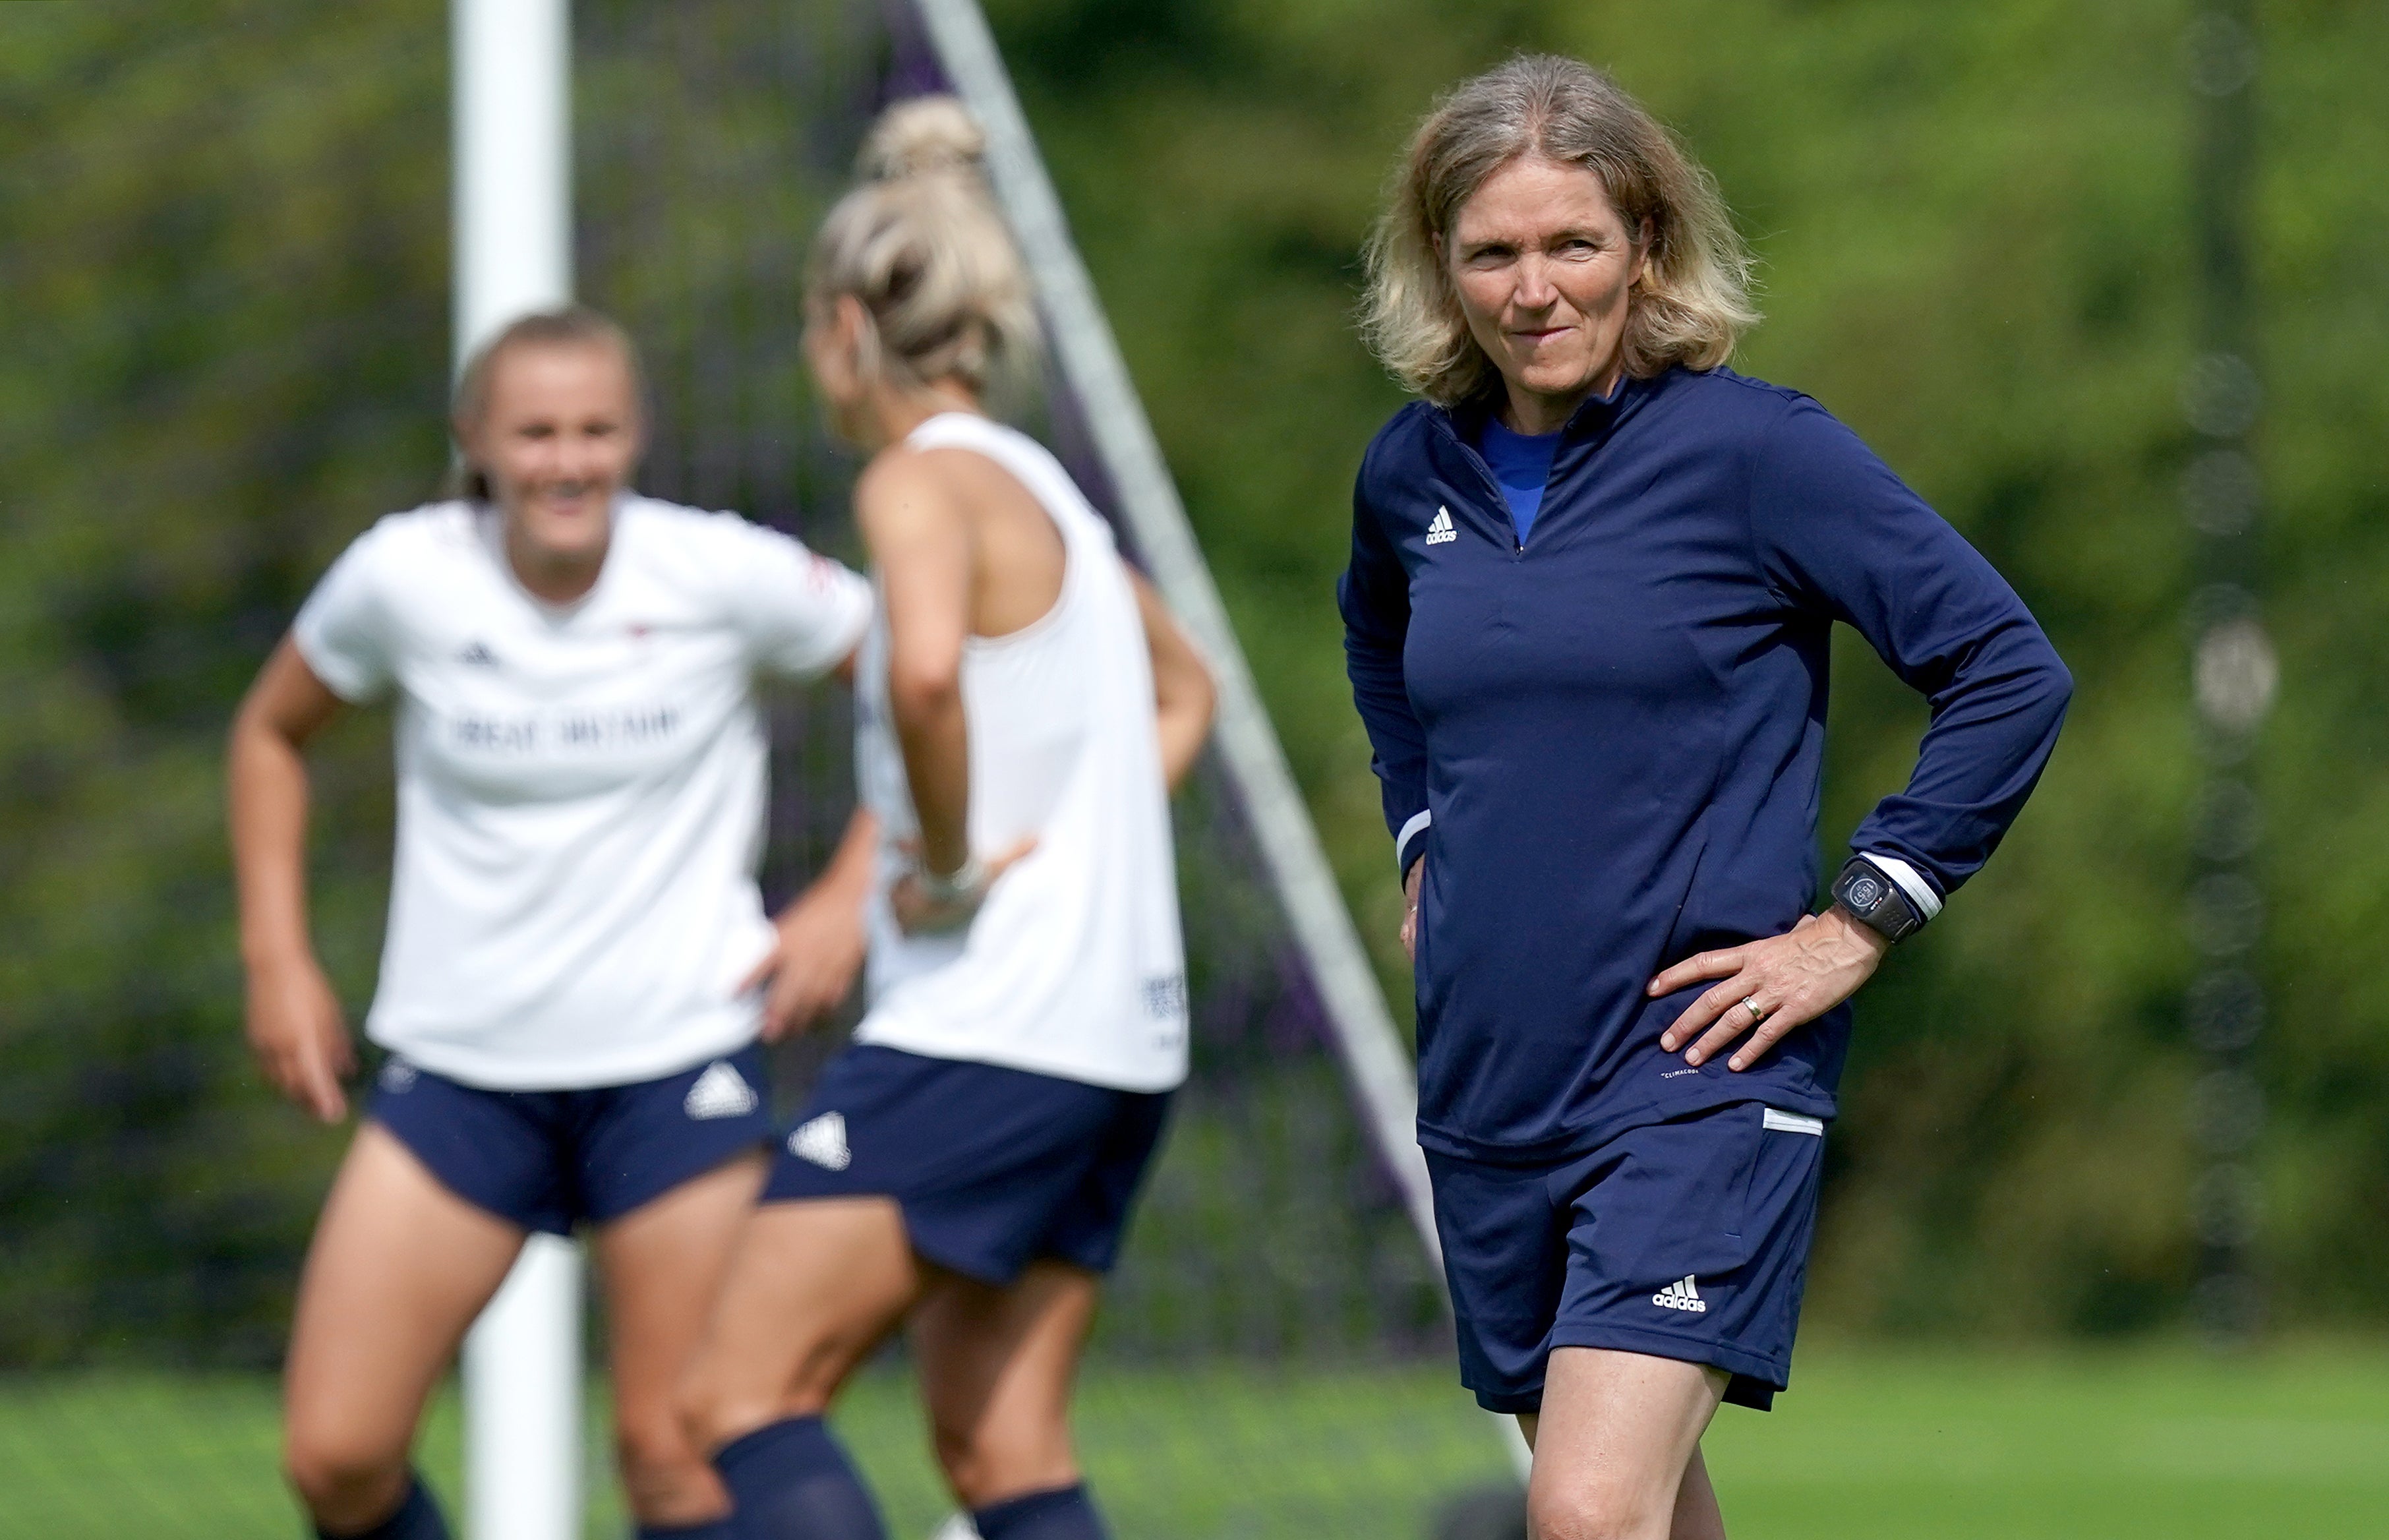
[1,0,2383,1368]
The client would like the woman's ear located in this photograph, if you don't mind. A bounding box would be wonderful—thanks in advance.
[806,298,857,400]
[450,415,483,480]
[620,396,650,467]
[836,294,871,352]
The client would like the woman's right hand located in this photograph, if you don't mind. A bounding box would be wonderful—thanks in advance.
[1401,857,1425,964]
[245,953,354,1123]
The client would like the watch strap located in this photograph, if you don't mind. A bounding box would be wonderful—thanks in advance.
[1832,854,1927,944]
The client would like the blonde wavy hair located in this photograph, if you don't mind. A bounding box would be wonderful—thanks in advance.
[1363,55,1759,406]
[806,95,1040,401]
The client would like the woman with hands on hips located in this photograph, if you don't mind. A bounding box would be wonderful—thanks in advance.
[227,305,875,1540]
[1343,57,2071,1539]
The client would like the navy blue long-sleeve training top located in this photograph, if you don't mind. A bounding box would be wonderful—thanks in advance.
[1340,366,2071,1164]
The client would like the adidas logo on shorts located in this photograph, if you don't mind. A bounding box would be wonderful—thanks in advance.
[683,1061,758,1120]
[788,1111,852,1171]
[1651,1275,1709,1314]
[378,1059,419,1094]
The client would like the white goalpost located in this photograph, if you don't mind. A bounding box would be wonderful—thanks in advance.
[451,5,585,1540]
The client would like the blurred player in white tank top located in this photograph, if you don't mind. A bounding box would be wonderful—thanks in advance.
[852,410,1189,1092]
[682,98,1216,1540]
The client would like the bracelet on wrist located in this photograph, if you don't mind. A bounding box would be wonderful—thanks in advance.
[914,854,989,906]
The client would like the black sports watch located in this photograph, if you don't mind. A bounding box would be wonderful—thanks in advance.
[1830,854,1928,945]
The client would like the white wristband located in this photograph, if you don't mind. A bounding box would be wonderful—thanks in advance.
[1396,810,1433,875]
[915,854,989,906]
[1861,852,1943,921]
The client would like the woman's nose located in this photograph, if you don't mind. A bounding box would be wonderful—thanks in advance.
[1512,256,1558,310]
[555,433,607,479]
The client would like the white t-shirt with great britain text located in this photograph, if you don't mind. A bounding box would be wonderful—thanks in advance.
[293,496,871,1090]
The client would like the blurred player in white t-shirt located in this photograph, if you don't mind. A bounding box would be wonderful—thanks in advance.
[226,306,873,1540]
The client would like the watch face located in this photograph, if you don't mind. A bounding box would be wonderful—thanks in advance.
[1845,874,1885,912]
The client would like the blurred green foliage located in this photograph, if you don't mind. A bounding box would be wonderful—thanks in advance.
[1,0,2383,1369]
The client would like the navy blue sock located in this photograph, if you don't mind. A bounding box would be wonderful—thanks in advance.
[713,1416,887,1539]
[635,1522,737,1540]
[970,1484,1108,1540]
[316,1471,450,1540]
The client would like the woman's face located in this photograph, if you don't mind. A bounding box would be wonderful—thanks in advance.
[460,341,642,564]
[1446,156,1648,424]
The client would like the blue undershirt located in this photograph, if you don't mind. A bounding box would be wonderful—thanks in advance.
[1477,417,1565,543]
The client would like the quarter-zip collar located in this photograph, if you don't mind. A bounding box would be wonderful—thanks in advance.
[1426,369,1662,550]
[1440,367,1647,448]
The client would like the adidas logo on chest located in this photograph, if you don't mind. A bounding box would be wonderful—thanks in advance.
[1425,506,1458,546]
[1651,1275,1709,1314]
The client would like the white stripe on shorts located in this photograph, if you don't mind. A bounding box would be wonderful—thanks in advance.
[1761,1108,1825,1136]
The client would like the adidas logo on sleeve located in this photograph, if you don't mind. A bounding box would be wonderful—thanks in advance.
[788,1111,852,1171]
[1425,506,1458,546]
[682,1060,759,1120]
[1651,1275,1709,1314]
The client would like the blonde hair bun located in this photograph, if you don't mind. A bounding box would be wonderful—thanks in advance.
[808,94,1037,405]
[858,95,987,183]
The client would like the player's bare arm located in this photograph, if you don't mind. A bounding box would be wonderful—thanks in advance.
[226,636,353,1123]
[859,450,976,874]
[860,450,1034,933]
[1127,569,1216,792]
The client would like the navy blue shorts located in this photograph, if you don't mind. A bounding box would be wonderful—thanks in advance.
[1427,1100,1828,1414]
[370,1045,774,1236]
[761,1044,1171,1287]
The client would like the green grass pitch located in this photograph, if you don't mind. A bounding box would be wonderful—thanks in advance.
[1,1346,2384,1537]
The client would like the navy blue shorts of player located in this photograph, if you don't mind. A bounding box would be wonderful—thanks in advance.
[763,1044,1171,1286]
[1428,1100,1827,1413]
[370,1044,774,1235]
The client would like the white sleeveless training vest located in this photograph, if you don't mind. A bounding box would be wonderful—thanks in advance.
[850,413,1189,1093]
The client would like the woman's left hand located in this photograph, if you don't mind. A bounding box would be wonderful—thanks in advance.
[1649,906,1891,1071]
